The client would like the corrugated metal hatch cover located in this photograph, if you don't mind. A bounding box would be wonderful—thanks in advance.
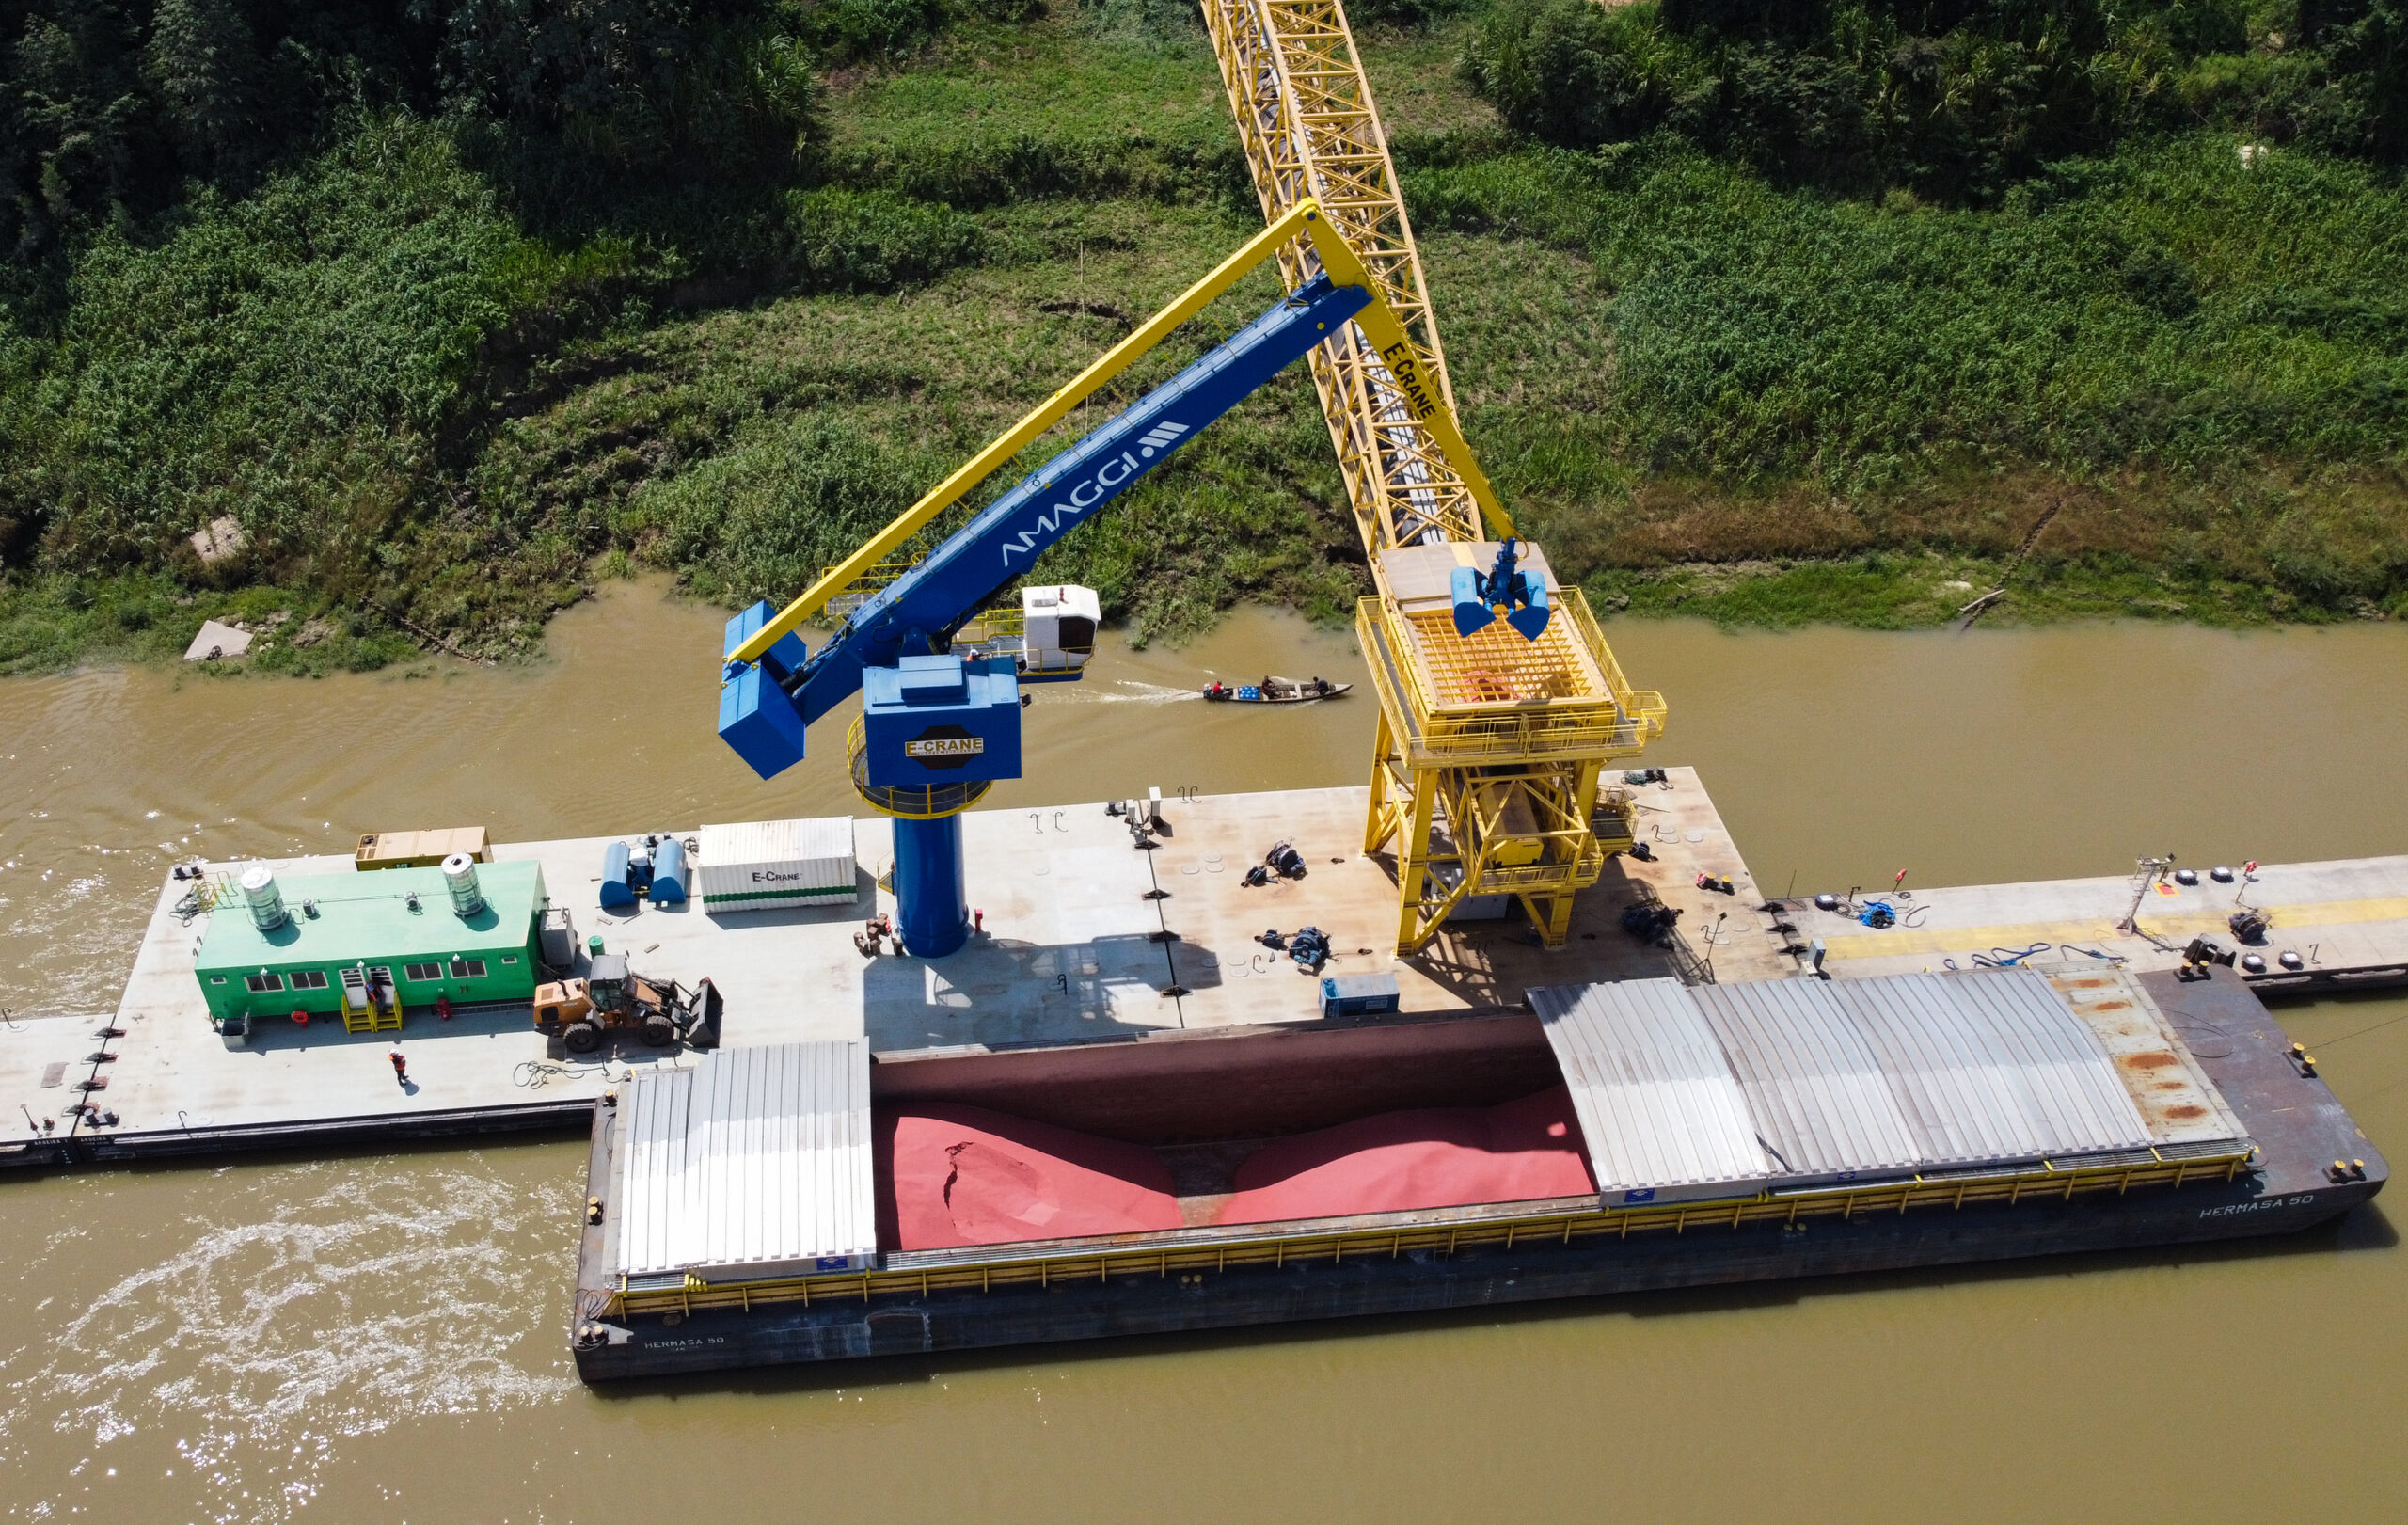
[1530,969,2190,1205]
[614,1041,876,1281]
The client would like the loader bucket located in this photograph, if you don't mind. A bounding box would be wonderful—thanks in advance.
[684,978,724,1050]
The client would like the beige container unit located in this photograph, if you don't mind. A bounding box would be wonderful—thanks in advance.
[355,826,493,870]
[694,818,858,913]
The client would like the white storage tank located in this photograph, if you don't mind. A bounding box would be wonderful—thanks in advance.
[441,852,485,917]
[694,818,858,913]
[238,864,288,931]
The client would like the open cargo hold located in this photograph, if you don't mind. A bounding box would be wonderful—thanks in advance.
[578,966,2294,1374]
[694,818,858,913]
[1214,1086,1593,1224]
[855,967,2199,1239]
[879,1104,1185,1249]
[870,1088,1592,1249]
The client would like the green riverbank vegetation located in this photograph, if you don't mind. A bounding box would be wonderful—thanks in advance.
[3,0,2404,673]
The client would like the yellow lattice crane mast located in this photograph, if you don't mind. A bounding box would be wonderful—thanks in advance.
[1203,0,1667,952]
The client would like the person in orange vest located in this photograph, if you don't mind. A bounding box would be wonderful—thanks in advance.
[388,1046,408,1087]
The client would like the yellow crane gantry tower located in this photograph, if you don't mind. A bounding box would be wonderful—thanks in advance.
[1202,0,1666,952]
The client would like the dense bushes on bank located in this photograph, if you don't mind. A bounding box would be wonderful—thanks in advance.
[1,1,832,273]
[1407,133,2408,485]
[1461,0,2407,204]
[0,0,1006,636]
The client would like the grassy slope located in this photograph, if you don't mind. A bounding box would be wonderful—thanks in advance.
[531,10,2408,637]
[1405,126,2408,626]
[483,15,1386,644]
[486,199,1370,643]
[5,6,2405,674]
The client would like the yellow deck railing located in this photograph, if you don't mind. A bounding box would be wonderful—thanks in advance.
[609,1144,2255,1317]
[1357,594,1661,766]
[1566,592,1668,739]
[845,716,994,820]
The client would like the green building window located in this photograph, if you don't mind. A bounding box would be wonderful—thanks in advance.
[448,958,487,978]
[245,972,284,993]
[291,970,330,991]
[403,962,445,982]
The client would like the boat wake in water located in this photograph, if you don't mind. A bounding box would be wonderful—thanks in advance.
[0,1152,580,1523]
[1048,680,1201,706]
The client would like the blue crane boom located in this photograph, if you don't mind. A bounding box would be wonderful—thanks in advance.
[709,200,1518,958]
[718,271,1370,783]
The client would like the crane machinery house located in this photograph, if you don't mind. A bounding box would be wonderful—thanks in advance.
[194,858,547,1029]
[1018,585,1099,680]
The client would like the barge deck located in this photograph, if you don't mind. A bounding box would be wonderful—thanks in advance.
[8,771,1782,1167]
[14,770,2408,1169]
[1813,855,2408,992]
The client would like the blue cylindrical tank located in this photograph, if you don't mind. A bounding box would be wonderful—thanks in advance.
[651,835,688,904]
[599,839,637,909]
[892,815,969,957]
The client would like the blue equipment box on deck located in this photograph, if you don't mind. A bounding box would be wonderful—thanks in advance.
[861,654,1022,787]
[1320,972,1401,1019]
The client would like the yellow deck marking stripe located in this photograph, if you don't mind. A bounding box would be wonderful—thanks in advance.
[1819,895,2408,960]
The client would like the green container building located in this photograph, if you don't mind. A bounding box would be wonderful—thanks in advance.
[195,860,547,1025]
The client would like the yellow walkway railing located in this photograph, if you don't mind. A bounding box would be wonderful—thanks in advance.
[609,1144,2254,1318]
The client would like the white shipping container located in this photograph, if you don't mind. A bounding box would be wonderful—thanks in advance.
[694,817,858,913]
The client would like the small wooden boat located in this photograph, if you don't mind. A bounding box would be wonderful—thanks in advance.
[1201,675,1352,705]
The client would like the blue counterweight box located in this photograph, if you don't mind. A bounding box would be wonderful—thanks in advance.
[1321,972,1402,1019]
[718,600,813,780]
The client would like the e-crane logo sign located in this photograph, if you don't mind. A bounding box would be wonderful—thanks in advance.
[1377,341,1440,421]
[1000,421,1187,566]
[905,725,985,769]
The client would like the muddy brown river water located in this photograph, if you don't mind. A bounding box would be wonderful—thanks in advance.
[2,580,2404,1523]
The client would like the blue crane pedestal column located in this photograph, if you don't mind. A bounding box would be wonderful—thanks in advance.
[854,653,1022,958]
[891,814,971,957]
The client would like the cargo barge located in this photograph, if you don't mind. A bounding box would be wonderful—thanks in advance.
[570,956,2384,1380]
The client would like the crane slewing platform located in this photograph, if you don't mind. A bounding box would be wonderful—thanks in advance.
[1205,0,1665,950]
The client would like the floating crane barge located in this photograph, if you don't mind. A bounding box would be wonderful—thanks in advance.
[5,780,2392,1380]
